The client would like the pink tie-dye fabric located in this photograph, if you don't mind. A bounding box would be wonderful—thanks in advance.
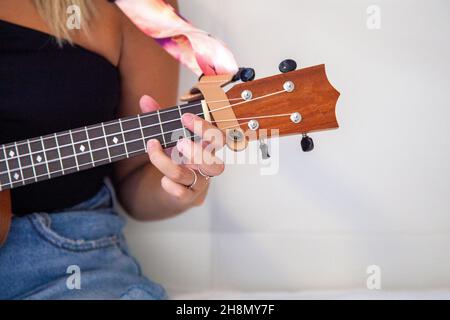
[115,0,239,77]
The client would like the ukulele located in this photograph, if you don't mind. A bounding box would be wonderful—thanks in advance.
[0,61,340,245]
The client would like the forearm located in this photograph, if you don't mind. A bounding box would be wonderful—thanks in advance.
[112,0,218,220]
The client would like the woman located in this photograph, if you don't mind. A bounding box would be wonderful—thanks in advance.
[0,0,225,299]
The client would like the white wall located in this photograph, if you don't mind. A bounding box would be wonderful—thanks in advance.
[125,0,450,295]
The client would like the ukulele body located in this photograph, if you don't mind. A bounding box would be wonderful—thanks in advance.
[0,190,12,245]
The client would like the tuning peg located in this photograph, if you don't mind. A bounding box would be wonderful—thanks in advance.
[232,67,256,82]
[301,134,314,152]
[279,59,297,73]
[240,68,256,82]
[259,139,271,159]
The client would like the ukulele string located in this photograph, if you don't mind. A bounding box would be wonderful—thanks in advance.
[0,106,295,178]
[1,107,298,185]
[0,87,292,187]
[204,89,286,114]
[0,133,200,187]
[210,113,293,124]
[2,87,289,156]
[0,125,198,178]
[0,90,287,174]
[153,88,286,119]
[125,88,287,128]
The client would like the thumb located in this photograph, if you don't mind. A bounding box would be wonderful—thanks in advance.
[139,95,161,113]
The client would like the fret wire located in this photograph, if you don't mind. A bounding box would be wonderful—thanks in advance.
[156,110,167,146]
[0,151,3,191]
[6,143,19,184]
[0,102,207,177]
[27,139,38,182]
[1,89,283,155]
[0,134,196,189]
[54,133,65,175]
[137,114,147,151]
[177,104,188,139]
[1,145,13,188]
[40,136,51,179]
[2,145,13,188]
[101,122,112,163]
[4,107,205,160]
[118,118,129,158]
[14,142,26,186]
[0,123,189,176]
[68,130,80,171]
[0,151,140,188]
[2,183,11,190]
[85,126,95,167]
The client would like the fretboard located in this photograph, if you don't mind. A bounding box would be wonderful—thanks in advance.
[0,101,204,191]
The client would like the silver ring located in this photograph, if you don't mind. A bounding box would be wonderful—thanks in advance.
[186,168,198,189]
[197,166,213,181]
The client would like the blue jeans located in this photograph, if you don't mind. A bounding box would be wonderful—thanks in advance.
[0,184,167,300]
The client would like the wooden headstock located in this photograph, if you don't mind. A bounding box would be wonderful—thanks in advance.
[224,64,340,140]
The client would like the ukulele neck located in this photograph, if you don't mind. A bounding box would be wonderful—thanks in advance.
[0,101,204,191]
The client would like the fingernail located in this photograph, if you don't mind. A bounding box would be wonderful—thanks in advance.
[182,113,194,124]
[140,95,151,104]
[147,139,158,150]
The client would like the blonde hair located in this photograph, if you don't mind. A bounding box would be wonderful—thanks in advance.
[34,0,96,44]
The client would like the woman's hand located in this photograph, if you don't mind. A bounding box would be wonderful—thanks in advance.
[139,95,225,209]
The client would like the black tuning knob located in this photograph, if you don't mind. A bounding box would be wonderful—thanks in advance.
[279,59,297,73]
[232,67,256,82]
[301,134,314,152]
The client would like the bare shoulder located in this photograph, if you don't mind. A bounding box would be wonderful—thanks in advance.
[93,0,123,36]
[85,0,177,68]
[115,0,180,110]
[87,0,124,66]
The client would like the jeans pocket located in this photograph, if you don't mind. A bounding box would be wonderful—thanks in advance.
[29,212,122,252]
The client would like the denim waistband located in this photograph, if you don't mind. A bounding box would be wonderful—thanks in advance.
[62,183,114,212]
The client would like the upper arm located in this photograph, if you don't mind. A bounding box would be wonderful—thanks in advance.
[117,11,180,116]
[113,3,180,182]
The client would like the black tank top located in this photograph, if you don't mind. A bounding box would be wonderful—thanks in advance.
[0,20,120,215]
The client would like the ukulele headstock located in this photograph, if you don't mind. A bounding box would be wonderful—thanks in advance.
[224,63,340,147]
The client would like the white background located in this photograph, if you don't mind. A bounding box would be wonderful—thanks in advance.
[124,0,450,296]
